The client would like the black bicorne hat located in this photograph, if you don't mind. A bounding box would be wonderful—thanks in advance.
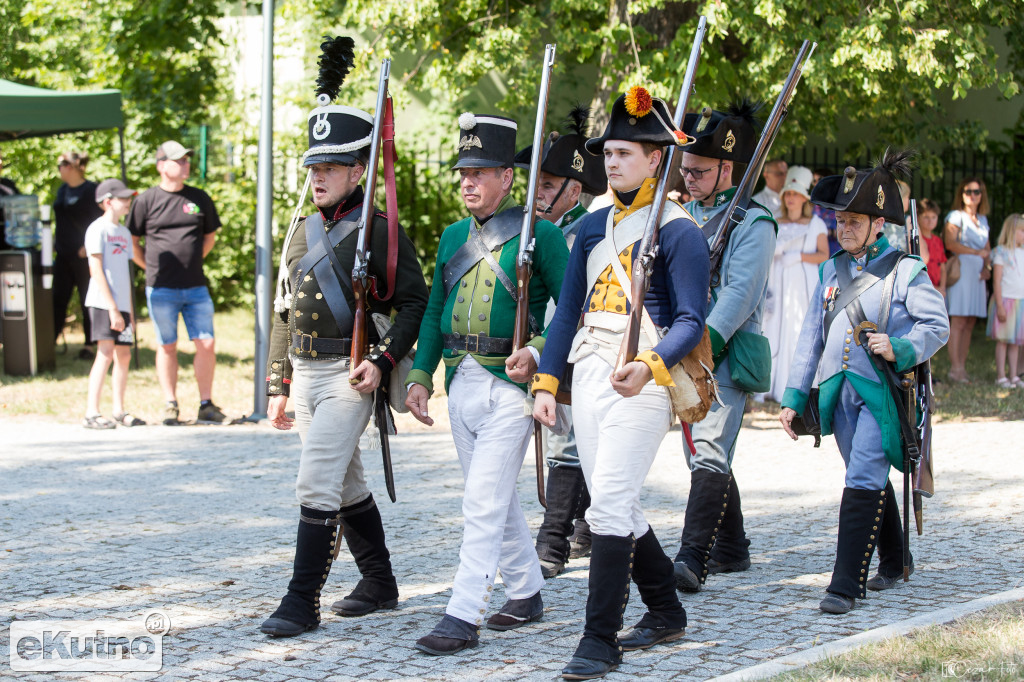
[452,113,518,169]
[810,148,915,224]
[513,105,607,195]
[682,99,762,163]
[584,86,690,155]
[301,36,373,167]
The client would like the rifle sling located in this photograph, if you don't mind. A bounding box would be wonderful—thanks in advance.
[837,253,920,462]
[300,212,360,335]
[441,208,523,299]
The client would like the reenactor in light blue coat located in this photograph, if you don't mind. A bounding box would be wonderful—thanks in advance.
[673,101,778,593]
[779,150,949,615]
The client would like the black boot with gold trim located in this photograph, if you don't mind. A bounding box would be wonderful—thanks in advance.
[261,506,342,636]
[673,469,732,593]
[331,494,400,616]
[820,487,887,615]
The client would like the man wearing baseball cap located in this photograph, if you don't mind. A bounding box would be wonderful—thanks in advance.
[127,140,227,425]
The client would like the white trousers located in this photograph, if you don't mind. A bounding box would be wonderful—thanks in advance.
[572,353,673,537]
[291,356,374,511]
[445,358,544,626]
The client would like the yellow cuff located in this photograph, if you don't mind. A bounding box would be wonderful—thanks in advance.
[531,372,560,396]
[637,350,676,387]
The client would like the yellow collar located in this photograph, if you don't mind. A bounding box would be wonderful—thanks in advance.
[613,178,659,225]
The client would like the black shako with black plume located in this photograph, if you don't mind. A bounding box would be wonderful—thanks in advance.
[315,35,355,105]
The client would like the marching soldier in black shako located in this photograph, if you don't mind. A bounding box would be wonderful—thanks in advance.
[513,105,608,579]
[260,37,428,637]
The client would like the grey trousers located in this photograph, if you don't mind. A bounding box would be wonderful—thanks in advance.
[685,358,747,474]
[291,356,374,511]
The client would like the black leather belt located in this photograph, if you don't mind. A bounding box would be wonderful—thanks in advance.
[292,333,352,355]
[442,333,513,355]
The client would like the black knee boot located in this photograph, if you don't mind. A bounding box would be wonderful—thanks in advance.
[562,534,635,678]
[617,528,687,652]
[867,480,914,590]
[708,473,751,573]
[673,469,732,592]
[330,494,399,616]
[261,506,342,636]
[821,487,887,614]
[569,500,592,560]
[536,465,588,577]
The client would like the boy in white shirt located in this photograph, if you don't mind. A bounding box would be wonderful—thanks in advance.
[83,179,146,428]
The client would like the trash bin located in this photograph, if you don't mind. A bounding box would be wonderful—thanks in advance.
[1,196,55,376]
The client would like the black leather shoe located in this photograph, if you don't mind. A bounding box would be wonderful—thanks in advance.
[330,595,399,616]
[414,634,478,656]
[866,562,913,591]
[259,616,318,637]
[486,591,544,631]
[673,562,701,593]
[540,558,565,579]
[707,557,751,574]
[619,626,685,651]
[819,593,856,614]
[561,656,618,680]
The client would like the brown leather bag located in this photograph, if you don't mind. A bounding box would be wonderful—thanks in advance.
[945,252,961,287]
[665,327,719,423]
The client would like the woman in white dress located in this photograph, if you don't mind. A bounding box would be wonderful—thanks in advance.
[763,166,830,402]
[944,177,992,383]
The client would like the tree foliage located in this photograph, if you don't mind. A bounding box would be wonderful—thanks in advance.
[330,0,1024,171]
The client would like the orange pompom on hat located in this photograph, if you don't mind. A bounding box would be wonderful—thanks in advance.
[585,85,692,154]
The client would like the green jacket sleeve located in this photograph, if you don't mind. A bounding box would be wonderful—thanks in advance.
[527,219,570,353]
[406,230,452,394]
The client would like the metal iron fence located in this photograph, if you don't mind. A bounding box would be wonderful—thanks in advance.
[785,143,1022,240]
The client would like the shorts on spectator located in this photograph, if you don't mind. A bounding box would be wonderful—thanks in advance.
[146,285,215,346]
[87,307,134,345]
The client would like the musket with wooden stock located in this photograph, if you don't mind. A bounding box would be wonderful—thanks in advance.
[514,43,556,509]
[614,15,707,373]
[351,58,398,503]
[907,200,935,536]
[706,40,816,287]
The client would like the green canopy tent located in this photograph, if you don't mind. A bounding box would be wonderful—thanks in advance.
[0,79,127,179]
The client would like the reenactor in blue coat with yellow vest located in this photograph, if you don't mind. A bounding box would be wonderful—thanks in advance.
[673,102,778,593]
[780,150,949,614]
[534,86,709,680]
[405,113,569,655]
[513,105,608,579]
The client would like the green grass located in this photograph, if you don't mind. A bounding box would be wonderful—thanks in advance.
[0,308,259,424]
[774,601,1024,682]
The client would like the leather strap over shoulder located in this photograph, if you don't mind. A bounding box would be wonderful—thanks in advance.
[441,207,524,298]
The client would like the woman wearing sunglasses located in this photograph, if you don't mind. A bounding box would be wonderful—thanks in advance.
[944,178,991,382]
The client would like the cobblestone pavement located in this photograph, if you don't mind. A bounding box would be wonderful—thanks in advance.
[2,416,1022,681]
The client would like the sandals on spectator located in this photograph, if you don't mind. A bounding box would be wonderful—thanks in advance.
[1011,377,1024,389]
[996,377,1011,388]
[114,413,147,427]
[83,415,117,430]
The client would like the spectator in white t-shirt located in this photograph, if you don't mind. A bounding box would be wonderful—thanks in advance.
[82,179,146,429]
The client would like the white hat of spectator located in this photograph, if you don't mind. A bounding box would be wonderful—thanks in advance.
[781,165,814,200]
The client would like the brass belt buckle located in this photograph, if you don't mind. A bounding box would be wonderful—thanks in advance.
[852,321,877,346]
[465,333,480,353]
[297,333,314,353]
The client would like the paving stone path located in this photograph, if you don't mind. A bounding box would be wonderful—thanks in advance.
[2,416,1022,681]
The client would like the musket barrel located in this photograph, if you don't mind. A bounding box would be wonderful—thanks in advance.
[356,58,392,268]
[519,43,557,268]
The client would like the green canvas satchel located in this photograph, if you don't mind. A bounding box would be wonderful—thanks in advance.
[727,330,772,393]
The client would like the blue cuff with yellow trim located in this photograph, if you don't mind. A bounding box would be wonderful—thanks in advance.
[531,372,560,396]
[636,350,675,387]
[891,337,917,373]
[781,387,808,414]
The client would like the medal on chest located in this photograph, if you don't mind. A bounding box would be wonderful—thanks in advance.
[823,286,840,312]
